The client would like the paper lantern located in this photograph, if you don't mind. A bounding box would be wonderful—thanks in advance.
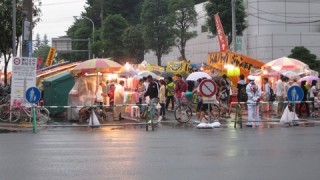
[234,67,240,76]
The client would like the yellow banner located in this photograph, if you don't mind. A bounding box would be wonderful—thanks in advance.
[208,52,264,75]
[147,64,164,72]
[166,61,188,74]
[45,48,56,67]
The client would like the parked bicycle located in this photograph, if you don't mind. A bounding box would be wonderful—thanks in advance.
[0,100,50,123]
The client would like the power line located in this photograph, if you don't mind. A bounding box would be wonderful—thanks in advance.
[42,0,86,6]
[248,4,320,19]
[248,13,320,24]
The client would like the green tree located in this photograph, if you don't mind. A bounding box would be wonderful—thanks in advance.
[42,34,49,46]
[0,0,41,84]
[168,0,197,60]
[122,25,145,63]
[288,46,320,71]
[205,0,247,46]
[33,45,50,68]
[34,33,41,49]
[102,14,128,61]
[141,0,174,66]
[67,18,92,61]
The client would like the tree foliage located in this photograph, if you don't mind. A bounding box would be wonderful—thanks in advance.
[168,0,197,60]
[0,0,41,84]
[102,14,128,61]
[205,0,247,46]
[141,0,174,66]
[288,46,320,71]
[122,25,145,63]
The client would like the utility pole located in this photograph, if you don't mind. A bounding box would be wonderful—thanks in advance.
[12,0,16,57]
[231,0,236,52]
[22,0,33,57]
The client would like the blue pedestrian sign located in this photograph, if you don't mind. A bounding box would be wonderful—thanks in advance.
[25,87,41,104]
[287,85,304,102]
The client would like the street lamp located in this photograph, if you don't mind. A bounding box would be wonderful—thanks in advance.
[74,16,95,58]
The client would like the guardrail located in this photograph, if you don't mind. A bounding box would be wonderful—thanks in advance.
[28,103,157,133]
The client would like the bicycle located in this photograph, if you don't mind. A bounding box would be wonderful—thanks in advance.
[174,95,193,123]
[0,101,50,123]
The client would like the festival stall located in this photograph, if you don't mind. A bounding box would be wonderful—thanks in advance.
[67,59,140,122]
[208,51,265,103]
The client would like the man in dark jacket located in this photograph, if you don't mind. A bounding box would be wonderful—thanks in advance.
[144,75,159,119]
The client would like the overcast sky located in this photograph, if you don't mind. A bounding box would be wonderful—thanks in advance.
[33,0,86,44]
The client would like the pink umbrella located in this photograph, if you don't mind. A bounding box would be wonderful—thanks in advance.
[298,76,320,82]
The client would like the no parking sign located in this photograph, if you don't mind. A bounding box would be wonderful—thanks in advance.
[199,79,217,98]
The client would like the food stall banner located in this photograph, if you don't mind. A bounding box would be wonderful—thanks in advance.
[166,61,188,74]
[137,64,148,71]
[208,52,265,76]
[214,14,229,52]
[147,64,164,73]
[45,48,56,67]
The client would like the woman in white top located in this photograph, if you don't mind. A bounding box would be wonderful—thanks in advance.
[158,79,166,122]
[310,80,317,112]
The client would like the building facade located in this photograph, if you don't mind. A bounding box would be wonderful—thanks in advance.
[144,0,320,65]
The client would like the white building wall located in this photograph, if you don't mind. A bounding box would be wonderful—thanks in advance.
[144,1,320,65]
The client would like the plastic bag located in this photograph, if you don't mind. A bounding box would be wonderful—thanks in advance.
[280,106,299,124]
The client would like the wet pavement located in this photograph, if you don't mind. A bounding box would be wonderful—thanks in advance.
[1,111,320,179]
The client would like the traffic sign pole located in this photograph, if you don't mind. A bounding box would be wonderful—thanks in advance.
[199,79,217,123]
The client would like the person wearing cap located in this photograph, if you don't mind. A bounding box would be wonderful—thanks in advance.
[246,75,262,127]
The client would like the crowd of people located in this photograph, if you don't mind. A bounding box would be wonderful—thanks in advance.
[94,73,320,126]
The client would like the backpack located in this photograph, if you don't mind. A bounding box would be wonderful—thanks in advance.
[219,88,228,100]
[239,85,248,102]
[167,83,175,95]
[269,88,276,101]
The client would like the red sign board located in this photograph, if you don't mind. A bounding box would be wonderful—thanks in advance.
[199,79,217,98]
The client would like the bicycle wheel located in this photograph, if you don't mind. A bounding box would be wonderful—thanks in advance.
[174,105,192,123]
[38,107,50,123]
[0,105,10,122]
[11,107,21,123]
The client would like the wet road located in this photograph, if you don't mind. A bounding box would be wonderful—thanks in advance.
[1,124,320,180]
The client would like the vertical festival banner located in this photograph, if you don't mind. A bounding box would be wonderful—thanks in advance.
[214,14,229,52]
[45,48,56,67]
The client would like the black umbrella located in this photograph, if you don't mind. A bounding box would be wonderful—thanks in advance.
[160,72,174,78]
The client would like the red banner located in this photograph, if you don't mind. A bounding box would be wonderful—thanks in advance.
[214,14,229,52]
[37,57,43,70]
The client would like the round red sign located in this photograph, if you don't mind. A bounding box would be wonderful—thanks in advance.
[199,79,217,98]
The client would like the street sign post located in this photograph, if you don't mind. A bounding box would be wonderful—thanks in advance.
[11,57,37,107]
[25,87,41,104]
[287,85,304,102]
[199,79,217,98]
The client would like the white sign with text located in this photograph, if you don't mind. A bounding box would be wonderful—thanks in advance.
[11,57,37,106]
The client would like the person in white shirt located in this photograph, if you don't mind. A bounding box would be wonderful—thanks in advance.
[246,75,262,127]
[276,76,284,116]
[263,77,271,112]
[310,80,317,112]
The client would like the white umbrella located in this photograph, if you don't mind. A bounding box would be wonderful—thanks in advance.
[138,71,158,79]
[281,71,298,78]
[186,72,211,81]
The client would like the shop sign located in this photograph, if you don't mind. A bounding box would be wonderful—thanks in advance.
[45,48,56,67]
[208,52,265,72]
[147,64,164,73]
